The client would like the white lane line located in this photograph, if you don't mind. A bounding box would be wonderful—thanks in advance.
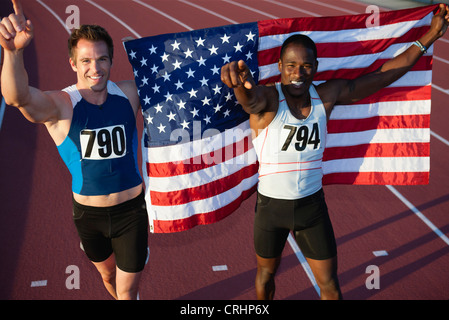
[212,265,228,271]
[302,0,359,15]
[287,234,321,297]
[31,280,47,287]
[386,185,449,247]
[223,0,279,19]
[178,0,238,25]
[373,250,389,257]
[432,83,449,96]
[133,0,193,31]
[36,0,70,34]
[85,0,141,38]
[431,130,449,147]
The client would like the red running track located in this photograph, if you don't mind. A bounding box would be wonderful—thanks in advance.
[0,0,448,301]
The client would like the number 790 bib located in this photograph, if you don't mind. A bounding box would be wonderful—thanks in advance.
[80,125,126,160]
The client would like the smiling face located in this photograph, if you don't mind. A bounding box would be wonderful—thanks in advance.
[278,42,318,98]
[69,39,112,93]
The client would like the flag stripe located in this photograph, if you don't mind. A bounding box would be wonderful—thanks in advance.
[323,142,430,161]
[151,184,257,233]
[147,134,253,177]
[150,162,259,206]
[257,6,434,39]
[323,157,429,174]
[258,25,430,61]
[327,114,430,133]
[149,173,258,221]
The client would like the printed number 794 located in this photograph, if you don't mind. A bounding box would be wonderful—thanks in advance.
[281,123,321,151]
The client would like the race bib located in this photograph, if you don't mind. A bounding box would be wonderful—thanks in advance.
[80,125,126,160]
[280,122,321,153]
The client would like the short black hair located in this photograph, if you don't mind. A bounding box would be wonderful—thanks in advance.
[280,34,317,60]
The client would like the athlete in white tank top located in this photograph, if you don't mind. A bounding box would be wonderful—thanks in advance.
[252,83,327,200]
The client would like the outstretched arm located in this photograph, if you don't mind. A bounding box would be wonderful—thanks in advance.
[221,59,275,115]
[0,0,61,124]
[321,4,449,109]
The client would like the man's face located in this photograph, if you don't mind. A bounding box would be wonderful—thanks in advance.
[69,39,112,92]
[278,43,318,97]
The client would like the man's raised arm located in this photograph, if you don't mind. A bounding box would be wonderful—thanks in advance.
[0,0,61,124]
[322,4,449,107]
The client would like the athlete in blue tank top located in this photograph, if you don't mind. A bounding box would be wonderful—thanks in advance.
[58,81,142,196]
[0,1,153,299]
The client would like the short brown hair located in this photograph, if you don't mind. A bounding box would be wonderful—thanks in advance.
[68,25,114,63]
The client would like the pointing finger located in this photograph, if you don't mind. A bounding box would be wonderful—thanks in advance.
[12,0,24,17]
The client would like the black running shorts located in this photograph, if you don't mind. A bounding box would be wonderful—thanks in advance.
[72,192,149,273]
[254,189,337,260]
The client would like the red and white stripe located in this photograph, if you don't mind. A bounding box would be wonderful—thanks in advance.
[143,121,259,233]
[257,5,435,186]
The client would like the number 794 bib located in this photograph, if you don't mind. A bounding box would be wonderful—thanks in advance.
[80,125,127,160]
[280,122,321,153]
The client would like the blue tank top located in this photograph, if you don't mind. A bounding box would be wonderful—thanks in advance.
[57,81,142,196]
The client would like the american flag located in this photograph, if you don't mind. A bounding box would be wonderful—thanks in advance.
[124,4,437,233]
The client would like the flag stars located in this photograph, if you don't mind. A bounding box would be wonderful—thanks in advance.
[246,31,255,42]
[184,48,193,58]
[162,71,171,82]
[222,54,231,64]
[171,40,181,51]
[151,64,159,74]
[208,45,219,55]
[214,103,223,113]
[140,56,147,66]
[212,84,222,95]
[145,114,153,124]
[164,92,173,101]
[234,42,243,52]
[155,104,163,113]
[172,59,182,70]
[188,88,198,98]
[203,115,211,124]
[199,76,209,86]
[195,37,205,47]
[148,45,157,54]
[197,56,206,66]
[180,120,189,129]
[157,123,166,133]
[129,50,136,59]
[186,68,195,78]
[174,80,184,90]
[152,83,160,93]
[161,52,170,62]
[177,100,186,110]
[166,111,176,121]
[210,65,220,75]
[141,76,149,86]
[220,34,231,43]
[190,107,199,118]
[202,96,211,106]
[143,95,151,105]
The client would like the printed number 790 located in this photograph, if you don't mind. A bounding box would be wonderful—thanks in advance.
[281,123,320,151]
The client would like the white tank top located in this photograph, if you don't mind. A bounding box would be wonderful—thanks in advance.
[252,83,327,200]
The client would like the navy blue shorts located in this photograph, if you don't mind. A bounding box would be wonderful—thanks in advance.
[254,189,337,260]
[72,192,149,273]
